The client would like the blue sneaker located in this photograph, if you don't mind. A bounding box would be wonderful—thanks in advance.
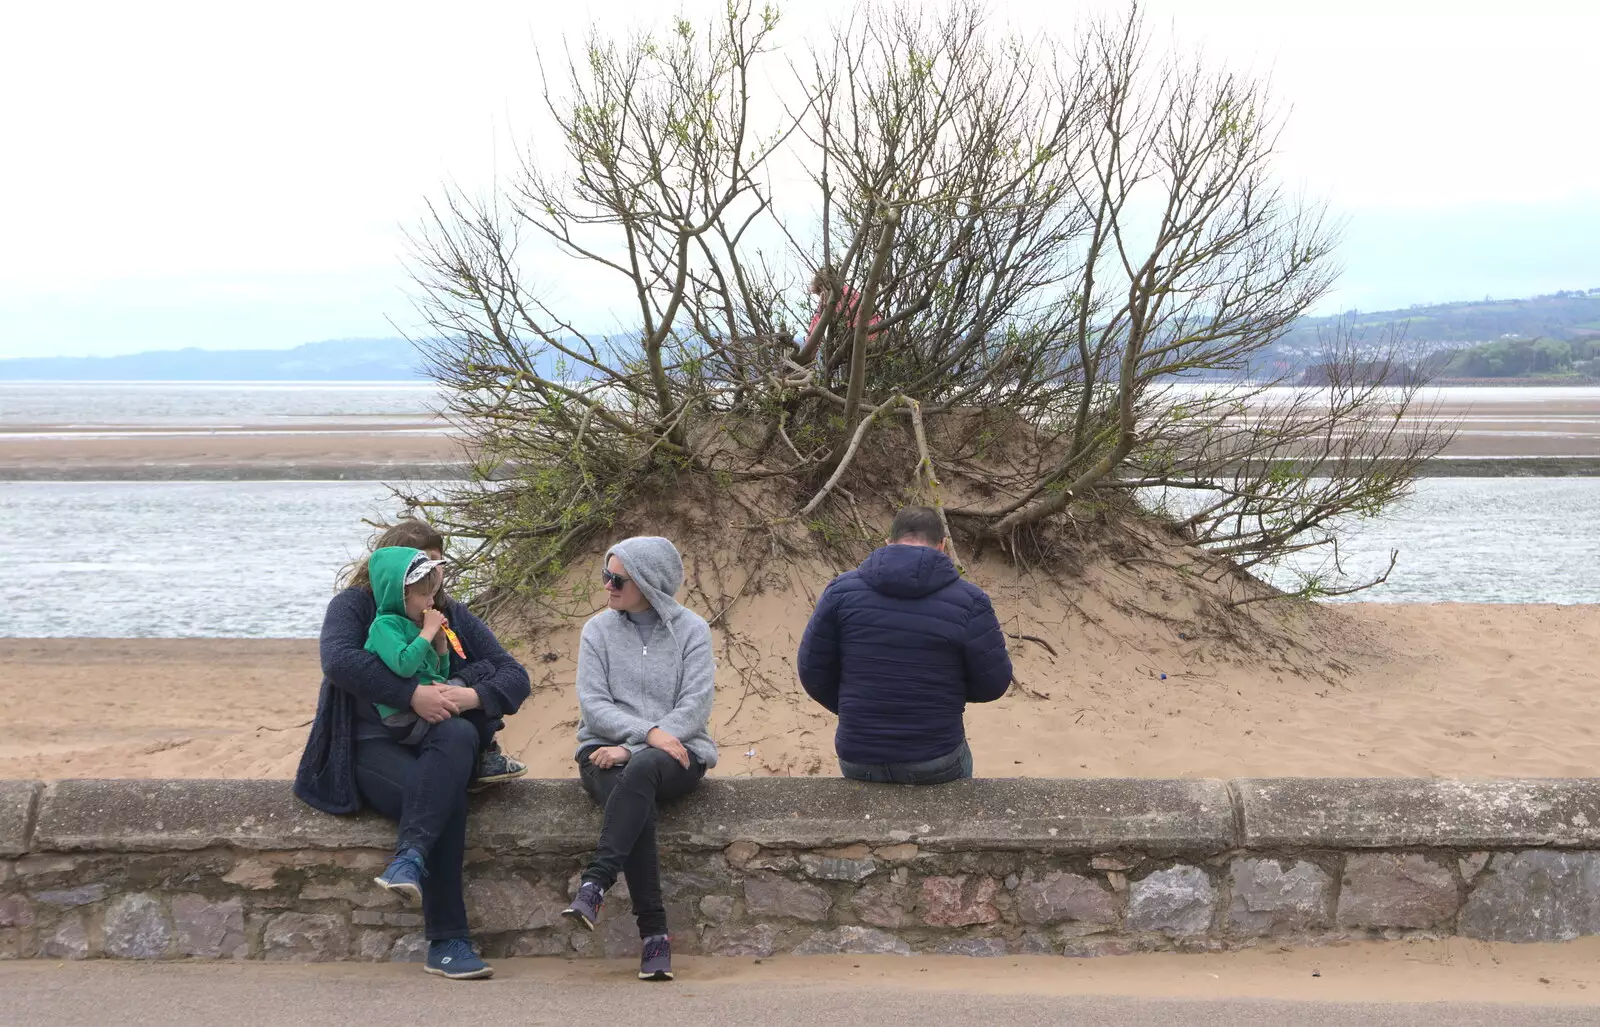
[425,938,493,980]
[562,880,605,931]
[374,847,426,905]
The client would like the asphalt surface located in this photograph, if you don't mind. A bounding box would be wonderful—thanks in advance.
[5,960,1600,1027]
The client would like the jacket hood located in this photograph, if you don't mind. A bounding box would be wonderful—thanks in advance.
[857,543,960,599]
[608,537,687,623]
[368,546,422,618]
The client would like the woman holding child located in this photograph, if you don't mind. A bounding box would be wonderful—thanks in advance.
[294,519,529,981]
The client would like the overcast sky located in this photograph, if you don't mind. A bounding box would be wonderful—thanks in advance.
[1,0,1595,358]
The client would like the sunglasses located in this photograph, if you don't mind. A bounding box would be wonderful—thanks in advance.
[601,568,632,591]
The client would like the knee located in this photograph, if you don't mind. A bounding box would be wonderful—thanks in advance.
[431,716,480,755]
[622,747,676,783]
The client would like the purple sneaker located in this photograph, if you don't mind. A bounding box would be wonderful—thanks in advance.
[562,880,605,931]
[639,934,673,981]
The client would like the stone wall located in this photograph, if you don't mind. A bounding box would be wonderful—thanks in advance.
[4,777,1600,961]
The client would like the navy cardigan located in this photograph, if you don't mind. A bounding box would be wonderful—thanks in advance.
[797,544,1013,765]
[293,588,531,814]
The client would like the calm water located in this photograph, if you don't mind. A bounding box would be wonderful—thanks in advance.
[0,478,1594,638]
[0,481,438,638]
[0,381,442,425]
[1255,478,1600,604]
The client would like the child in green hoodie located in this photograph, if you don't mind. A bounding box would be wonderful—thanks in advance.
[364,546,454,740]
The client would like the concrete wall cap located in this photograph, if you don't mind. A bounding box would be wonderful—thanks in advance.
[23,778,1235,855]
[1236,778,1600,849]
[0,780,41,856]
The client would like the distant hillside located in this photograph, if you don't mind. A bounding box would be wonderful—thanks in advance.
[1283,290,1600,347]
[7,290,1600,383]
[1254,289,1600,380]
[0,337,424,381]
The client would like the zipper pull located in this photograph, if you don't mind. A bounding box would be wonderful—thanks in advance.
[642,644,649,656]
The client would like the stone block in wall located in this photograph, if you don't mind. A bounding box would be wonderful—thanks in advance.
[1227,858,1332,936]
[1017,932,1054,955]
[592,912,644,959]
[800,854,879,883]
[934,937,1008,957]
[1460,851,1600,942]
[744,876,832,922]
[262,913,350,962]
[698,895,735,924]
[852,882,913,929]
[919,875,1000,927]
[1061,935,1143,958]
[32,884,106,908]
[222,861,281,891]
[0,895,33,928]
[103,893,172,959]
[793,925,912,956]
[390,932,429,962]
[41,917,89,960]
[463,877,565,933]
[723,841,761,867]
[1015,872,1119,926]
[506,932,570,957]
[298,879,397,908]
[354,930,393,962]
[661,868,733,898]
[1127,865,1216,936]
[1337,854,1459,930]
[171,895,247,958]
[708,923,783,957]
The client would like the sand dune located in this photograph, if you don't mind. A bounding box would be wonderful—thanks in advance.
[7,602,1596,781]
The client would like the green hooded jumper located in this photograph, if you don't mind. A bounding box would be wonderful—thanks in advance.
[364,546,450,720]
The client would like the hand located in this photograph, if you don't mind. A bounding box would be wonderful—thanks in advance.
[420,607,446,638]
[410,684,459,724]
[588,745,632,769]
[439,685,481,712]
[646,727,691,769]
[432,631,450,655]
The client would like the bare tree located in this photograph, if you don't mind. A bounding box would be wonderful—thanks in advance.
[398,1,1449,610]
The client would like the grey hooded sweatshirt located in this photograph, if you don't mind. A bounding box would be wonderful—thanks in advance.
[575,536,719,768]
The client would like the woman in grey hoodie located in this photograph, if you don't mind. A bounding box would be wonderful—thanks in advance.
[562,536,717,981]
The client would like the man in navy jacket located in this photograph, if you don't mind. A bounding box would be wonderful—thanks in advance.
[797,506,1013,783]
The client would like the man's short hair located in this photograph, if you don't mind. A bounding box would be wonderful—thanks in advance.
[889,506,945,545]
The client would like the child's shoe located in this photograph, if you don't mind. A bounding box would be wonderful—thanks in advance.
[469,747,528,792]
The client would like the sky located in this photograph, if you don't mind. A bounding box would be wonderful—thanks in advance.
[1,0,1596,358]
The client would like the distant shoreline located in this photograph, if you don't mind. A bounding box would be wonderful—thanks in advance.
[3,458,1598,482]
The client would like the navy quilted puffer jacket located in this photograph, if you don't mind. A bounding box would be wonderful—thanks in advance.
[797,544,1013,765]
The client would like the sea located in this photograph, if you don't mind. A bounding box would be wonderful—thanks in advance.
[0,382,1595,638]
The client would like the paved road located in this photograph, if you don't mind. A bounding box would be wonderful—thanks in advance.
[5,961,1599,1027]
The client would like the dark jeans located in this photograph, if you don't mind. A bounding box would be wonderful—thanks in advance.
[577,746,706,937]
[838,740,973,785]
[354,715,483,941]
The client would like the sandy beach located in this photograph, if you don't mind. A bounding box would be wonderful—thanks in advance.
[6,603,1595,781]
